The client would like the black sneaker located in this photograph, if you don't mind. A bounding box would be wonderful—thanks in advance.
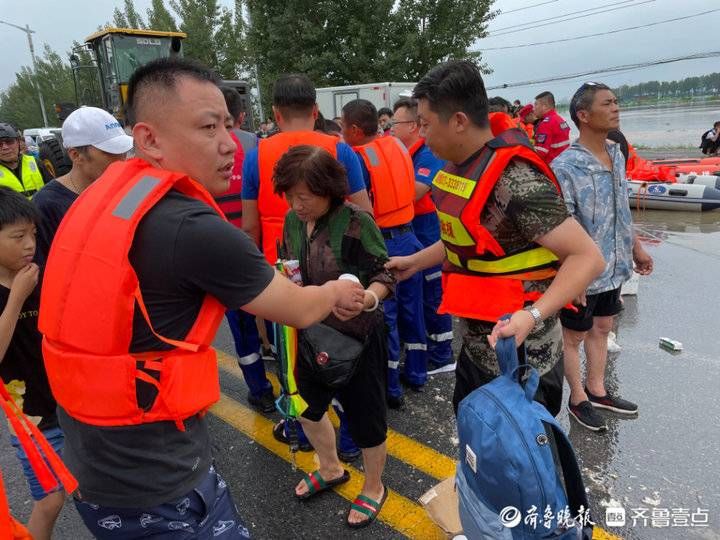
[568,400,607,432]
[586,388,638,415]
[399,373,424,393]
[248,390,277,414]
[271,421,313,452]
[337,447,362,463]
[386,394,404,410]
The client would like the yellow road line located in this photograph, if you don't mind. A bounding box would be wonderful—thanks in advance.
[593,529,623,540]
[210,393,445,540]
[216,349,622,540]
[217,350,457,480]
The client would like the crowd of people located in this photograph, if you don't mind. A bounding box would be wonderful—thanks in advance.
[0,55,655,538]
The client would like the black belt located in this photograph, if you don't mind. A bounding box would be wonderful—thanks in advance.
[381,224,413,240]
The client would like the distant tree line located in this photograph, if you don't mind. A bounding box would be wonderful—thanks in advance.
[1,0,494,128]
[614,72,720,103]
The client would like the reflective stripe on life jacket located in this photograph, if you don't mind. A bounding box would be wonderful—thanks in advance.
[257,131,337,263]
[0,155,44,198]
[215,130,245,227]
[39,158,226,429]
[432,128,562,322]
[355,136,415,228]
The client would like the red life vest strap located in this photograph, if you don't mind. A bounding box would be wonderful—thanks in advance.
[133,286,200,353]
[0,381,78,495]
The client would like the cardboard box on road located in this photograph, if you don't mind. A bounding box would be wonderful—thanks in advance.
[419,476,463,538]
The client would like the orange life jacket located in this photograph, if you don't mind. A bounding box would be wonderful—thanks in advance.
[514,116,535,141]
[408,138,437,217]
[433,129,562,322]
[39,158,226,430]
[625,142,675,182]
[489,112,517,136]
[0,469,32,540]
[355,136,415,228]
[257,131,338,263]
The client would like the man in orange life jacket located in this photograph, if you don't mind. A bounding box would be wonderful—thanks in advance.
[533,91,571,164]
[386,61,604,415]
[517,104,537,142]
[241,73,371,452]
[342,99,427,409]
[38,57,365,539]
[241,74,372,265]
[214,86,277,414]
[390,97,453,372]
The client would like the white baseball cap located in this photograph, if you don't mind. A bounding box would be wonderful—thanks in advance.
[62,107,133,155]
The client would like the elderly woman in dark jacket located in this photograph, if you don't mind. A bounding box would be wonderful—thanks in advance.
[273,145,394,529]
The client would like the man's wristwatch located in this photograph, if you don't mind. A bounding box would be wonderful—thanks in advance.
[523,305,543,331]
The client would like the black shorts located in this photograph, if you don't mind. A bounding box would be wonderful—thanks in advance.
[297,324,387,448]
[452,346,564,418]
[560,287,623,332]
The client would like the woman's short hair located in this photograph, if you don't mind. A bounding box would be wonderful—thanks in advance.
[273,145,348,207]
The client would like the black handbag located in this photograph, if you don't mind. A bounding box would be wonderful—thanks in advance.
[298,323,366,389]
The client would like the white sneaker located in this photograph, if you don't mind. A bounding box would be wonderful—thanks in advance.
[607,331,622,353]
[427,362,457,375]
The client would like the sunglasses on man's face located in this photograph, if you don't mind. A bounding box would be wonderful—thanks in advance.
[0,138,18,147]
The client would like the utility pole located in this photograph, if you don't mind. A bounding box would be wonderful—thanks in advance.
[254,63,265,123]
[0,19,49,127]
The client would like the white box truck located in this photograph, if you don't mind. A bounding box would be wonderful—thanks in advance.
[316,82,417,119]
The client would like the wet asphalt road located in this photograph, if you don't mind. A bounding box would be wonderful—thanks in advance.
[3,181,720,538]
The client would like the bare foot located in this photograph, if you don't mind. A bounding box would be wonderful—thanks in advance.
[294,467,345,497]
[347,485,385,525]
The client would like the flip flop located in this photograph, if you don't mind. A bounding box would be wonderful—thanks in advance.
[346,485,388,529]
[295,469,351,501]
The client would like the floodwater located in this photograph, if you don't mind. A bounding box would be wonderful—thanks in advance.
[567,208,720,539]
[566,104,720,148]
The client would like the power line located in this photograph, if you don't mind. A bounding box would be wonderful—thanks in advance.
[488,0,655,37]
[489,0,640,33]
[497,0,559,16]
[480,8,720,50]
[486,51,720,90]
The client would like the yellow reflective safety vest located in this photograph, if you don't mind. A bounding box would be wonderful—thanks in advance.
[432,129,562,322]
[0,155,45,198]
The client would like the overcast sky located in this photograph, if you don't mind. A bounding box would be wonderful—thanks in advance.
[1,0,718,104]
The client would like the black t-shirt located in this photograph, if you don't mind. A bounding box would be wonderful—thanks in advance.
[32,180,78,265]
[58,190,275,508]
[0,284,58,430]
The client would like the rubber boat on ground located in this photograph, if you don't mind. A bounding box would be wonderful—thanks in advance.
[628,180,720,212]
[651,157,720,176]
[669,164,720,176]
[676,173,720,189]
[652,156,720,167]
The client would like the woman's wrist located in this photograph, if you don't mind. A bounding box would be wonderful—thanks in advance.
[363,289,380,312]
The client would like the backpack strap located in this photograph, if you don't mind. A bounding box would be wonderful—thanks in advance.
[494,315,520,379]
[548,422,594,539]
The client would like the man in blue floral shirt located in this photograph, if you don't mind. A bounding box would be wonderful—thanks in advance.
[551,82,653,432]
